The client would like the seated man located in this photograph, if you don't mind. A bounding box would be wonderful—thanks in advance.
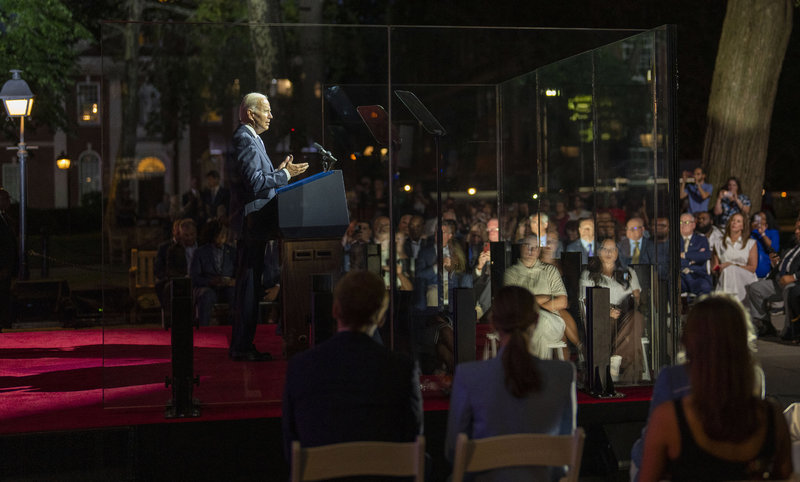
[566,217,596,265]
[529,212,563,260]
[504,235,568,359]
[745,219,800,339]
[678,213,712,297]
[281,270,423,460]
[190,220,236,326]
[617,217,655,269]
[155,218,197,317]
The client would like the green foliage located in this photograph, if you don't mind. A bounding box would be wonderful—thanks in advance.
[0,0,91,138]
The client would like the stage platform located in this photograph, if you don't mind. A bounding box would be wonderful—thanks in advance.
[1,324,651,480]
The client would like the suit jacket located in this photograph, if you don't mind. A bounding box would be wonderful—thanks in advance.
[201,186,231,219]
[282,331,423,460]
[770,242,800,280]
[566,238,596,265]
[680,233,711,277]
[445,351,576,481]
[189,242,236,287]
[617,237,655,268]
[227,124,289,240]
[154,239,177,283]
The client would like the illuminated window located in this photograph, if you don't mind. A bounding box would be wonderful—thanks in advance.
[77,83,100,125]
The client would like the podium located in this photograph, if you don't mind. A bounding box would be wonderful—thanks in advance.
[277,170,349,356]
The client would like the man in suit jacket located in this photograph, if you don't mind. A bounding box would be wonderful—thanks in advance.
[201,170,230,221]
[281,270,423,461]
[678,213,712,296]
[617,217,655,268]
[565,217,596,265]
[154,218,197,317]
[745,219,800,338]
[190,220,236,326]
[0,188,18,327]
[227,92,308,361]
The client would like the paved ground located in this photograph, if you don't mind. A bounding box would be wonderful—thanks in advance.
[757,315,800,407]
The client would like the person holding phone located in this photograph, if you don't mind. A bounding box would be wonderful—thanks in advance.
[750,211,779,278]
[680,167,713,214]
[713,176,751,228]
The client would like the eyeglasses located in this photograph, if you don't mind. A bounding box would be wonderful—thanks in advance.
[680,221,695,225]
[627,226,643,231]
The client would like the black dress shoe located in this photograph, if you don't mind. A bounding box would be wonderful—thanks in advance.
[230,349,273,362]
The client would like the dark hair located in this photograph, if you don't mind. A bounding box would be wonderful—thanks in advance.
[199,219,223,245]
[683,294,759,442]
[491,286,541,398]
[333,270,387,330]
[586,237,630,290]
[206,170,220,180]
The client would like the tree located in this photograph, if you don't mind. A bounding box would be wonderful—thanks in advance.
[702,0,793,213]
[0,0,91,139]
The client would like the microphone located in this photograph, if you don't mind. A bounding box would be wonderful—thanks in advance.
[313,142,338,164]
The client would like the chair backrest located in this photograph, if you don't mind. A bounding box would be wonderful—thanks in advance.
[130,249,158,290]
[291,435,425,482]
[451,428,585,482]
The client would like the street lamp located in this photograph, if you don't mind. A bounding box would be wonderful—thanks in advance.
[56,151,72,230]
[0,69,35,280]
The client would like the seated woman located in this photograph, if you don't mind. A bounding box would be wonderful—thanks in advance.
[712,212,757,301]
[445,286,576,481]
[579,237,646,384]
[639,294,792,481]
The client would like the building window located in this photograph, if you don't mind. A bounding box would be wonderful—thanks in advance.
[78,151,101,204]
[77,83,100,125]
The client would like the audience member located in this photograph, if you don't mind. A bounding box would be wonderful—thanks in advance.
[680,167,713,214]
[181,176,206,226]
[654,217,670,280]
[466,220,488,269]
[504,235,569,359]
[712,213,757,302]
[281,270,423,460]
[154,218,197,317]
[415,220,473,314]
[745,219,800,341]
[445,285,576,482]
[529,212,563,260]
[0,187,18,327]
[595,211,617,241]
[566,217,596,265]
[630,293,766,481]
[190,220,235,326]
[639,294,792,481]
[564,219,580,244]
[551,199,570,240]
[678,213,712,297]
[473,218,499,321]
[750,211,779,279]
[694,210,722,248]
[579,237,645,383]
[201,170,230,222]
[393,231,414,291]
[617,217,655,269]
[341,219,373,272]
[713,176,751,228]
[404,214,429,277]
[568,194,591,221]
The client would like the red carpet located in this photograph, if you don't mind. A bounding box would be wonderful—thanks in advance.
[0,324,649,435]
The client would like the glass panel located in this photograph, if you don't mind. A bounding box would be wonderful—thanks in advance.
[100,23,388,409]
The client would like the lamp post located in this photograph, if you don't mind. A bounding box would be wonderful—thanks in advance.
[0,70,35,281]
[57,151,72,230]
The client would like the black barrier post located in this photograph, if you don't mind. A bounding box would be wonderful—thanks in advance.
[453,288,476,366]
[40,228,49,278]
[165,278,200,418]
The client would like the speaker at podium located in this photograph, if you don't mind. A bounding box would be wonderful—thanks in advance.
[276,169,349,239]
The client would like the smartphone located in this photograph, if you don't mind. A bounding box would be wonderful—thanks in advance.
[483,242,490,253]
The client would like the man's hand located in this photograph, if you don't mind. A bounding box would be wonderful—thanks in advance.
[476,250,490,271]
[779,274,796,287]
[770,252,780,267]
[263,285,280,302]
[279,154,309,177]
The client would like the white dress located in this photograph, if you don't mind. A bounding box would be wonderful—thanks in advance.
[713,236,757,301]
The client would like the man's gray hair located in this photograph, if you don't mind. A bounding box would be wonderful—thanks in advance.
[239,92,267,124]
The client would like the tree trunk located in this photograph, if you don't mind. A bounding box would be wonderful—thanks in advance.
[247,0,277,90]
[702,0,793,214]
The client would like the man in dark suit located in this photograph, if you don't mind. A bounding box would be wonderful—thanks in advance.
[617,216,655,268]
[0,187,18,327]
[190,220,236,326]
[227,92,308,361]
[154,218,197,320]
[745,219,800,339]
[281,270,423,460]
[678,213,712,296]
[201,170,230,221]
[565,217,596,265]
